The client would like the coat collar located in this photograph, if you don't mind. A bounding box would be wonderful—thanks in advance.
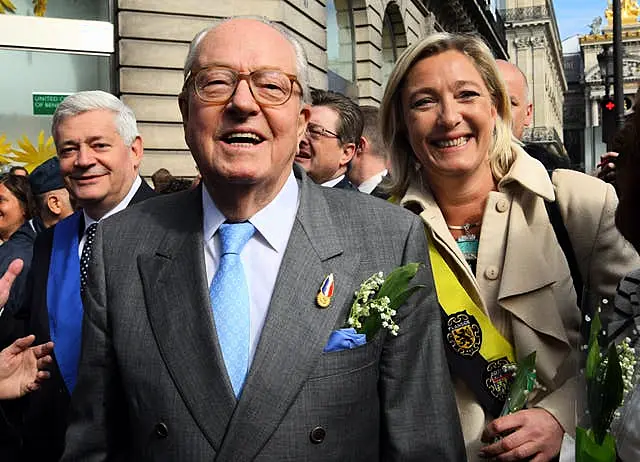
[497,145,556,202]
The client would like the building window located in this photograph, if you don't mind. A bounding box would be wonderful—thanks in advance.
[1,0,110,21]
[327,0,357,96]
[0,0,113,169]
[381,3,406,89]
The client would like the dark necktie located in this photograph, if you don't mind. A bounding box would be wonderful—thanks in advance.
[80,222,98,292]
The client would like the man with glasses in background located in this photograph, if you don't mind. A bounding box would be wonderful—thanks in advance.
[296,89,362,189]
[61,17,464,461]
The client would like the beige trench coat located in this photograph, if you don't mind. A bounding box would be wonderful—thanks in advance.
[400,150,640,461]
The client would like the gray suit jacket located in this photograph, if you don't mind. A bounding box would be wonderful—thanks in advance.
[63,168,465,461]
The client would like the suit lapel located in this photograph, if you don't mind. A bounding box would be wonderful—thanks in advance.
[216,172,359,461]
[138,188,236,452]
[130,177,156,205]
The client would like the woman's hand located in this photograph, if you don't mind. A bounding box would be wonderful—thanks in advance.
[596,151,618,185]
[479,408,564,461]
[0,335,54,399]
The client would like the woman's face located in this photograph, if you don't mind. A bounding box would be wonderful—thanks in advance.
[401,49,497,180]
[0,184,25,241]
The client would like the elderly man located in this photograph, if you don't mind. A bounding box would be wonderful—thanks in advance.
[347,105,389,198]
[496,60,571,171]
[7,91,155,462]
[296,88,362,189]
[61,18,464,461]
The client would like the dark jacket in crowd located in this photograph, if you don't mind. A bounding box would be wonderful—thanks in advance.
[524,143,572,171]
[12,180,155,462]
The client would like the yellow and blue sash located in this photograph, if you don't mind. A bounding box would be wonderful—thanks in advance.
[429,238,516,417]
[47,211,83,394]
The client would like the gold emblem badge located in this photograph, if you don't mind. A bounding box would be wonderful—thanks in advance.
[483,357,513,401]
[316,273,334,309]
[446,311,482,357]
[316,293,331,308]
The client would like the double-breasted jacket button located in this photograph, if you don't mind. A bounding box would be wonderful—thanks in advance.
[309,426,326,444]
[495,198,509,213]
[154,422,169,438]
[484,266,499,280]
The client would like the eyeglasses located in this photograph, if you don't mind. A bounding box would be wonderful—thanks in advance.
[305,123,341,141]
[184,66,301,106]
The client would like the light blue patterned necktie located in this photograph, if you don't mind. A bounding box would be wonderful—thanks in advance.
[210,221,255,398]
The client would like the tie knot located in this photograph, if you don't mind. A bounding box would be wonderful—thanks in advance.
[218,222,255,255]
[85,222,98,236]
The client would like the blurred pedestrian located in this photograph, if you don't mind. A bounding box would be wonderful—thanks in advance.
[151,167,174,193]
[0,174,34,244]
[348,106,389,198]
[9,166,28,177]
[296,89,362,189]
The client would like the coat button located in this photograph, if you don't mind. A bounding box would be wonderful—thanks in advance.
[154,422,169,438]
[309,426,326,444]
[495,198,509,213]
[484,266,499,280]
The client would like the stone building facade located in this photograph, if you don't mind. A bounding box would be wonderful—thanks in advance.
[0,0,508,176]
[502,0,567,156]
[563,0,640,171]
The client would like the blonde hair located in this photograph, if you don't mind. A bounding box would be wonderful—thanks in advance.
[380,33,516,197]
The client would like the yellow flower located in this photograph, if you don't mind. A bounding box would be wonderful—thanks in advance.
[0,0,16,14]
[0,134,15,166]
[10,130,56,173]
[33,0,46,17]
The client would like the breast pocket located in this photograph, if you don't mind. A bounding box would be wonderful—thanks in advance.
[309,333,382,379]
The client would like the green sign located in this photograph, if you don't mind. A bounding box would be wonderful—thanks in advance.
[32,93,70,116]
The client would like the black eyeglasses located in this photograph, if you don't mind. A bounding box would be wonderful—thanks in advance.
[305,123,341,141]
[183,66,301,106]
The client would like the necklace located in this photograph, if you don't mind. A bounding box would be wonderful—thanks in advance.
[446,222,482,235]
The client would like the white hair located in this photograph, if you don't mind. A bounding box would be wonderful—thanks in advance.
[52,90,139,146]
[182,17,310,104]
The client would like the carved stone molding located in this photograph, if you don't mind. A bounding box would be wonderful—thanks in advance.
[585,59,640,84]
[503,5,548,22]
[513,35,548,49]
[523,126,562,144]
[531,35,547,48]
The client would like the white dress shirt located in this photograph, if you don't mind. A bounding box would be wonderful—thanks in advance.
[79,176,142,256]
[357,169,388,194]
[321,174,345,188]
[203,171,299,364]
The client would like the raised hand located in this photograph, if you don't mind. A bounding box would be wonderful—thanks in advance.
[0,258,23,313]
[596,151,618,185]
[0,334,54,399]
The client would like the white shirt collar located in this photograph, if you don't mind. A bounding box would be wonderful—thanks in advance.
[321,174,344,188]
[83,176,142,231]
[358,169,388,194]
[202,170,299,253]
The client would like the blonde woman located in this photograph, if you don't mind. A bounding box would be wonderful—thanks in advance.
[380,33,640,461]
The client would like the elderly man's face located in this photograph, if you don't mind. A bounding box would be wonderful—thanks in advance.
[180,19,310,196]
[496,60,532,140]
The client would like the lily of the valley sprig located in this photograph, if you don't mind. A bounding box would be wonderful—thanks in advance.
[576,309,638,462]
[347,263,424,340]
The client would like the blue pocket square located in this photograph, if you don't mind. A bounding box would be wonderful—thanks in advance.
[323,328,367,353]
